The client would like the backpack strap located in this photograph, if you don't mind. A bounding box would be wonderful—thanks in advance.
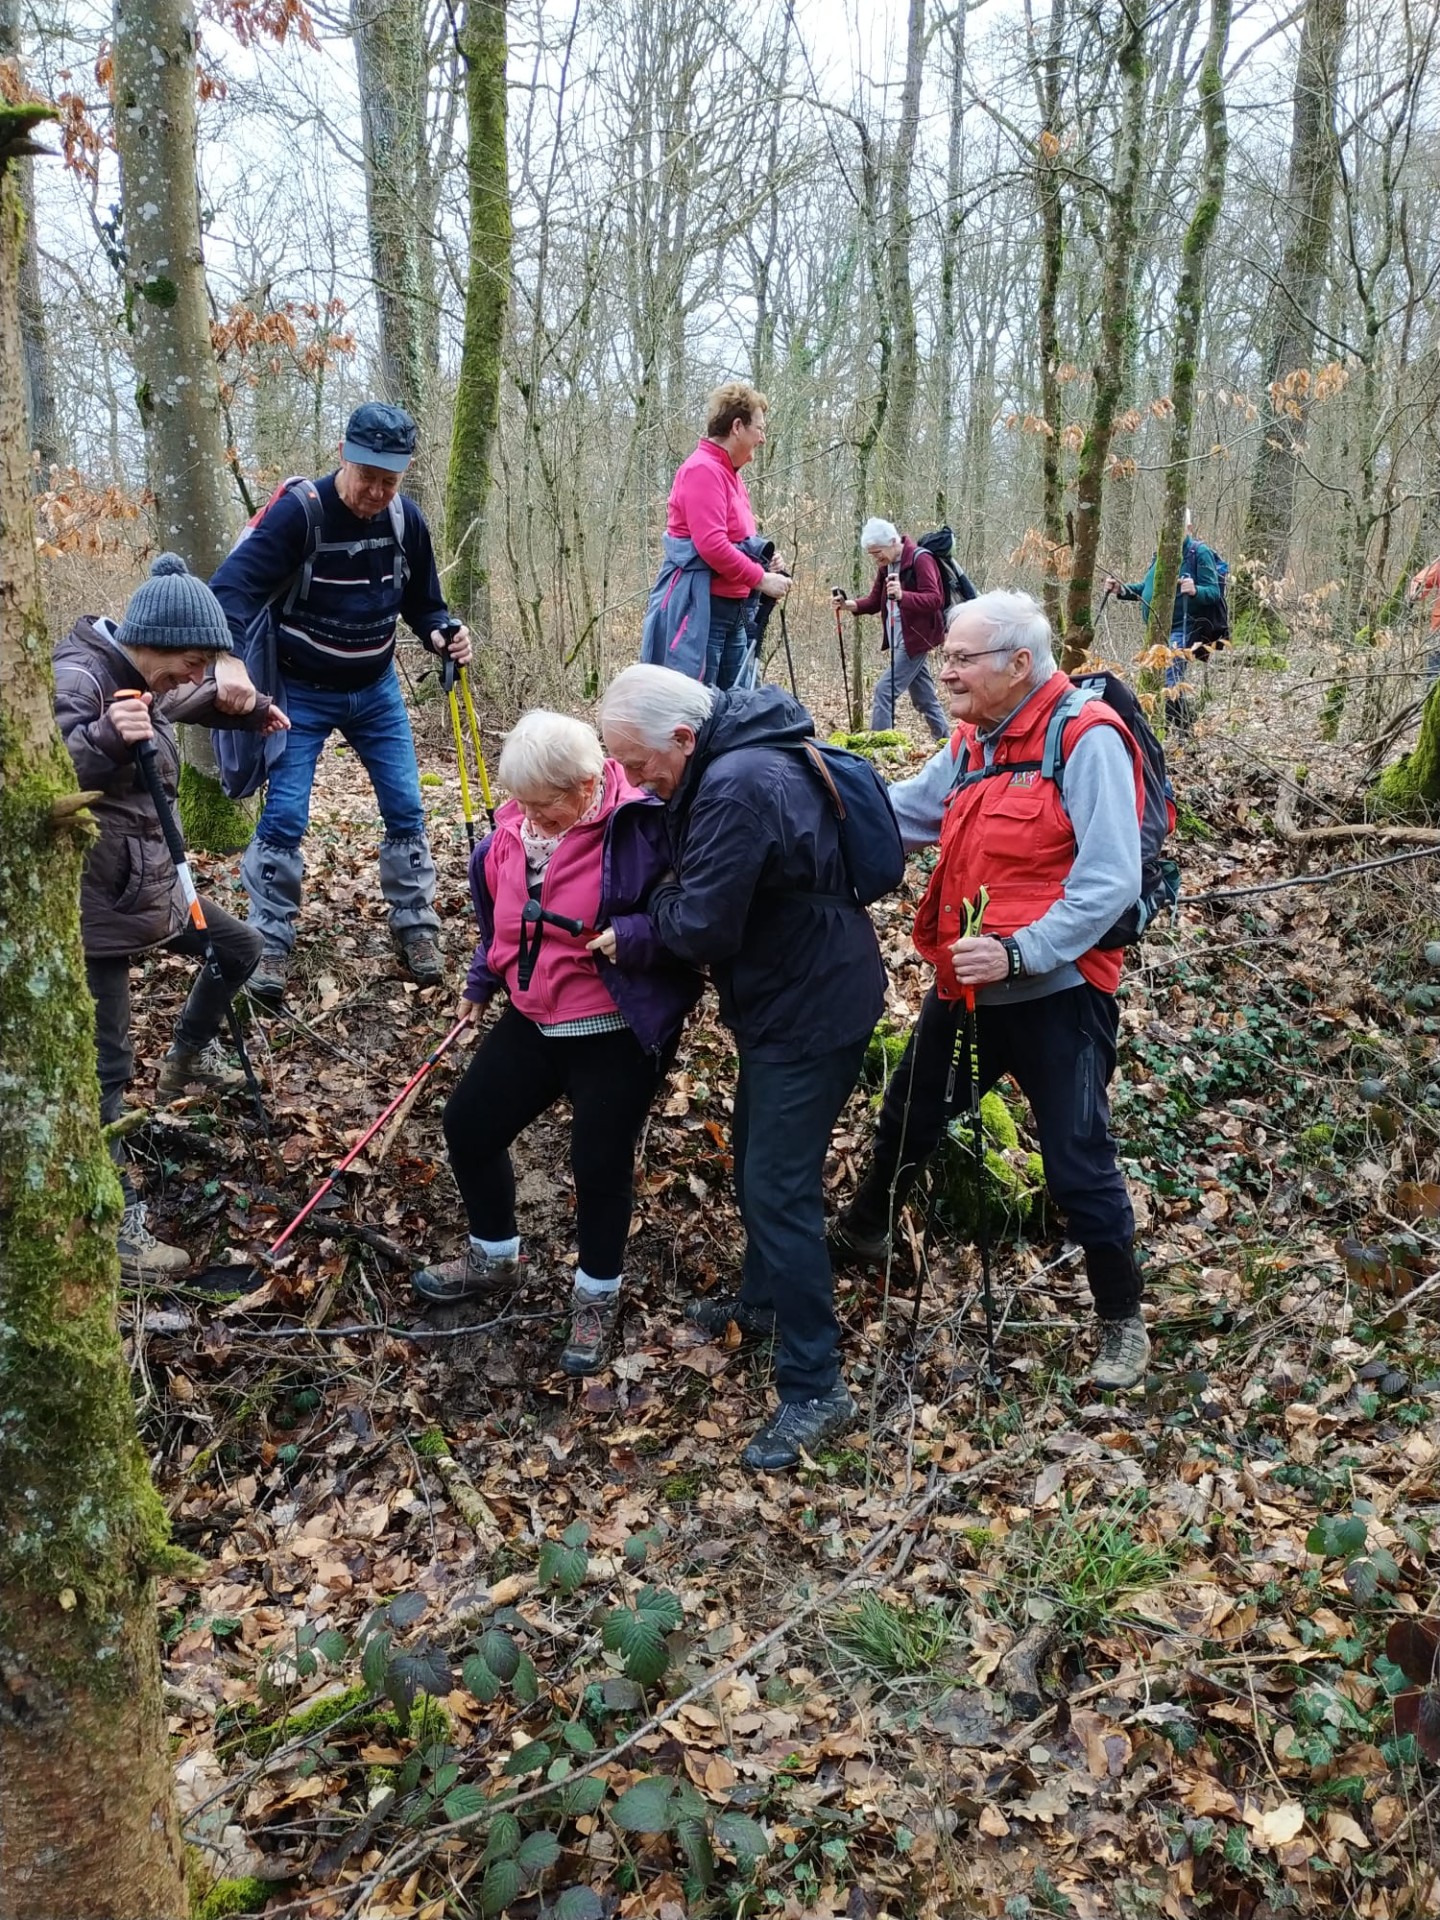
[1040,683,1101,801]
[387,494,410,593]
[278,479,326,617]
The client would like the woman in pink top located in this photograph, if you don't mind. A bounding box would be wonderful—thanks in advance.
[665,381,792,687]
[411,711,700,1375]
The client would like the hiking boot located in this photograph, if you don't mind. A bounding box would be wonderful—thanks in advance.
[741,1382,856,1473]
[559,1288,621,1376]
[247,947,289,1005]
[157,1038,245,1097]
[117,1202,191,1284]
[827,1211,892,1268]
[1087,1315,1152,1390]
[684,1292,778,1346]
[412,1245,520,1305]
[399,930,444,986]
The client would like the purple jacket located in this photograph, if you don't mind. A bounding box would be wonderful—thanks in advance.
[464,790,702,1057]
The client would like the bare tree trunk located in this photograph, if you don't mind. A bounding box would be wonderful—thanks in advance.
[1063,7,1147,667]
[446,0,511,644]
[111,0,250,851]
[1031,0,1066,633]
[1241,0,1348,596]
[352,0,437,512]
[1149,0,1232,634]
[0,105,190,1920]
[935,0,966,524]
[876,0,925,524]
[1,0,64,484]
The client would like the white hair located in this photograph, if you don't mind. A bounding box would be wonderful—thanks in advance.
[599,664,715,749]
[860,516,900,552]
[947,589,1058,683]
[498,709,605,794]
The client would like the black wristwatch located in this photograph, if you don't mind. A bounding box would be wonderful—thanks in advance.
[998,935,1026,981]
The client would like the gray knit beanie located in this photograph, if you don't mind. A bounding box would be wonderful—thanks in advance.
[117,552,234,654]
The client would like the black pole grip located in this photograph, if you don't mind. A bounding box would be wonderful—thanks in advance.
[134,739,188,869]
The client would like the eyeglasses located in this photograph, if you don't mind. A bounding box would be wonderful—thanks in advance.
[942,646,1013,669]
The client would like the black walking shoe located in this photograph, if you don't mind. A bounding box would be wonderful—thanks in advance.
[741,1383,856,1472]
[827,1211,892,1267]
[684,1292,778,1345]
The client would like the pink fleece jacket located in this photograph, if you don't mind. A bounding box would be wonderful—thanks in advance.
[666,438,763,598]
[485,760,649,1025]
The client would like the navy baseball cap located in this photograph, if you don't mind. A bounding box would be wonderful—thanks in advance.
[341,402,417,473]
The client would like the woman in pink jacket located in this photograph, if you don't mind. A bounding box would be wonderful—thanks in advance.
[664,381,792,687]
[411,712,700,1375]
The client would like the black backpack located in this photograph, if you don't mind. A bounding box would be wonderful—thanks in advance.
[915,526,977,609]
[950,671,1178,948]
[799,740,906,905]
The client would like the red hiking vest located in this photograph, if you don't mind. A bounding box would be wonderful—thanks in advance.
[913,671,1145,999]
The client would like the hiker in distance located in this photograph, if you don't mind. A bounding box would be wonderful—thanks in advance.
[599,664,885,1472]
[209,402,472,1002]
[836,517,949,740]
[411,712,701,1375]
[829,590,1154,1391]
[55,555,290,1281]
[640,381,792,689]
[1103,509,1225,726]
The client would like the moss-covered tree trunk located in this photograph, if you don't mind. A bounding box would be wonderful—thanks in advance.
[1374,682,1440,817]
[1,2,65,483]
[1032,0,1067,636]
[1148,0,1232,633]
[1240,0,1348,606]
[0,110,190,1920]
[1063,9,1147,669]
[111,0,250,852]
[445,0,511,643]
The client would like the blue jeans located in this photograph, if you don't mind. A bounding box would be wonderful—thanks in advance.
[731,1036,869,1402]
[705,595,752,690]
[1164,628,1193,689]
[870,646,949,738]
[257,667,426,846]
[245,666,439,952]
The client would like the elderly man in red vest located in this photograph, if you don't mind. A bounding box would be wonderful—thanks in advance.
[830,589,1153,1389]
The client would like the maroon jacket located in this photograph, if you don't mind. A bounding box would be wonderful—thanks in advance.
[852,537,945,657]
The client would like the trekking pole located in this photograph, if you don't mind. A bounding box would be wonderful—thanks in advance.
[437,621,496,829]
[929,888,998,1377]
[120,703,270,1136]
[440,655,477,852]
[458,671,496,826]
[887,586,900,730]
[778,604,799,701]
[831,590,852,728]
[268,1015,471,1257]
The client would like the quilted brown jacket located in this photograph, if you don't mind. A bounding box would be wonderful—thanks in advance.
[53,616,273,957]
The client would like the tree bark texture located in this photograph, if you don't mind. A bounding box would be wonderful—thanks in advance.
[1148,0,1232,641]
[875,0,925,526]
[352,0,439,513]
[111,0,251,849]
[445,0,511,643]
[1032,0,1067,633]
[1,1,65,483]
[1241,0,1348,590]
[0,118,190,1920]
[1063,8,1148,668]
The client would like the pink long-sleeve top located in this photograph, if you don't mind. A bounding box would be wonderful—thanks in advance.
[665,438,763,599]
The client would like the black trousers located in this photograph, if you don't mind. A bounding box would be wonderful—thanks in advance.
[86,899,263,1127]
[855,983,1138,1317]
[442,1004,670,1278]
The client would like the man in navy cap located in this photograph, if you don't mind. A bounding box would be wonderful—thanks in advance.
[211,402,471,997]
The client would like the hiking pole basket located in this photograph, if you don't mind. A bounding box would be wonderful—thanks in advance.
[128,721,270,1135]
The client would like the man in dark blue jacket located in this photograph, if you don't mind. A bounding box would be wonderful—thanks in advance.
[599,663,885,1471]
[210,403,471,998]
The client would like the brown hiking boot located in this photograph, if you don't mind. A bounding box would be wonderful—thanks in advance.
[117,1202,191,1284]
[559,1288,621,1376]
[398,930,444,985]
[412,1245,520,1305]
[1086,1315,1152,1390]
[157,1038,245,1097]
[247,947,289,1005]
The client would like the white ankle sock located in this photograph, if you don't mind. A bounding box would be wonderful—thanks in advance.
[471,1235,520,1261]
[575,1269,621,1299]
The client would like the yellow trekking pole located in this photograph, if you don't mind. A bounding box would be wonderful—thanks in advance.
[458,666,496,825]
[442,656,477,852]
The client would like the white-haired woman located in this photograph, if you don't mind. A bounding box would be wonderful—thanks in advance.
[836,517,949,739]
[412,711,701,1375]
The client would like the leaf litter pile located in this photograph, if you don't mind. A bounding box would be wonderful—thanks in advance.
[121,661,1440,1919]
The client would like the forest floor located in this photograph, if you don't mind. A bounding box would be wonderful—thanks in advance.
[122,643,1440,1920]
